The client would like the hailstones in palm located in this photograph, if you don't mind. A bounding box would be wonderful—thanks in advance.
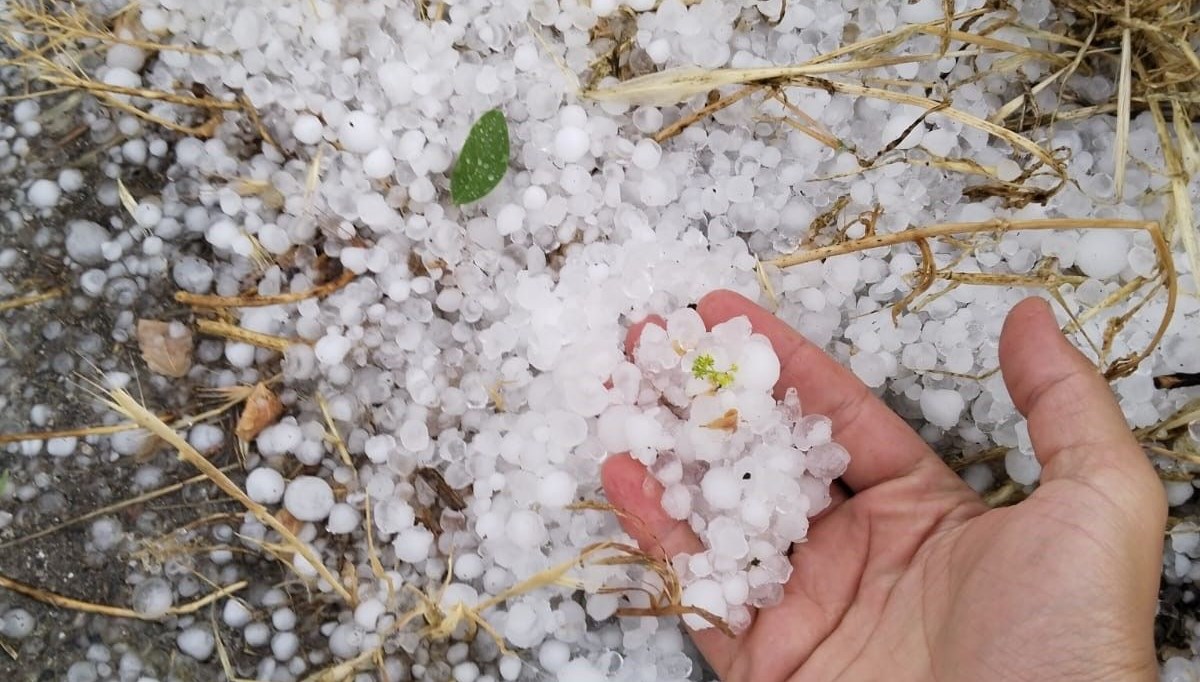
[614,308,850,629]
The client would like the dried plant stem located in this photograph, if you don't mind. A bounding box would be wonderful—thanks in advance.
[176,270,356,308]
[0,466,235,551]
[0,287,64,313]
[196,319,296,352]
[0,387,251,445]
[591,69,1061,179]
[653,85,760,143]
[104,389,353,604]
[38,75,241,110]
[768,219,1152,268]
[991,21,1098,124]
[0,573,246,620]
[0,418,168,445]
[768,218,1177,379]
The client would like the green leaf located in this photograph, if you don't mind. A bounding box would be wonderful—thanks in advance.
[0,470,8,497]
[451,109,509,205]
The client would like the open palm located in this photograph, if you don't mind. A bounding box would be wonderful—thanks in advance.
[603,291,1165,682]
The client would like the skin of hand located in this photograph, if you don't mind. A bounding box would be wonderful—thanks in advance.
[602,290,1166,682]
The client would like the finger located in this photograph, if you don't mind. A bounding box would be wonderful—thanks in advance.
[601,453,705,558]
[998,297,1165,513]
[600,454,741,674]
[697,290,962,494]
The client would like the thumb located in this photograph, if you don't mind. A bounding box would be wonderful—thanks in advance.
[998,297,1165,515]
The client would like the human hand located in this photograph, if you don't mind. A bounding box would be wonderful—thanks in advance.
[602,290,1166,682]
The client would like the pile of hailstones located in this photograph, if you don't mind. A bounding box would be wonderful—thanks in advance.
[613,309,848,630]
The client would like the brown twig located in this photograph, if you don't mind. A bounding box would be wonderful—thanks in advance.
[105,389,353,604]
[175,270,356,308]
[195,319,297,352]
[0,287,64,313]
[0,574,246,620]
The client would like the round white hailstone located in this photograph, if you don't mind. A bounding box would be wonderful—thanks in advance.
[46,436,77,457]
[177,627,215,660]
[661,484,692,520]
[27,179,61,208]
[537,470,577,508]
[67,662,96,682]
[364,434,395,464]
[722,574,750,606]
[397,129,426,160]
[292,114,324,145]
[453,662,480,682]
[243,623,270,647]
[499,655,523,681]
[523,185,548,210]
[646,38,670,63]
[535,640,570,674]
[131,578,173,618]
[394,526,434,563]
[90,517,123,551]
[399,419,430,451]
[1005,450,1042,486]
[736,338,780,392]
[272,607,295,633]
[961,463,995,494]
[1166,481,1194,507]
[256,421,302,456]
[66,220,109,266]
[2,609,35,638]
[133,201,162,229]
[506,510,547,549]
[188,423,224,453]
[624,413,663,451]
[315,333,353,365]
[354,599,386,631]
[701,467,742,509]
[880,112,925,150]
[496,204,525,236]
[173,257,214,293]
[362,148,396,178]
[58,169,84,192]
[454,553,485,581]
[106,44,146,71]
[919,388,965,430]
[205,219,239,250]
[338,111,381,154]
[329,623,365,659]
[899,0,943,22]
[230,7,260,49]
[592,0,619,16]
[1075,230,1129,279]
[283,476,335,522]
[326,503,361,534]
[246,467,286,504]
[681,579,728,630]
[707,516,750,559]
[806,442,851,480]
[12,100,38,123]
[631,138,662,170]
[553,126,590,162]
[271,632,300,660]
[222,599,252,629]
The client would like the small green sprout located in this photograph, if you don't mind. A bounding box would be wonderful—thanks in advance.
[691,353,738,390]
[0,470,8,497]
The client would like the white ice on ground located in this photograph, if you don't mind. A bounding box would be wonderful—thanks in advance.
[4,0,1199,678]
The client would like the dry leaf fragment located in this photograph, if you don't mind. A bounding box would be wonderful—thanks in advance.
[703,409,740,432]
[137,319,193,377]
[235,382,283,441]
